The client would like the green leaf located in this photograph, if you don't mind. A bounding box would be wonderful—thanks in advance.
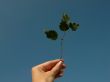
[69,22,79,31]
[45,30,58,40]
[62,14,70,22]
[59,20,69,31]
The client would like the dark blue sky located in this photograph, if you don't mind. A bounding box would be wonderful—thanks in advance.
[0,0,110,82]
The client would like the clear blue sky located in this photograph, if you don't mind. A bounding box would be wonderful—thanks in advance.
[0,0,110,82]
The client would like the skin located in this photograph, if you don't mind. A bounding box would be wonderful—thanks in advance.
[32,59,66,82]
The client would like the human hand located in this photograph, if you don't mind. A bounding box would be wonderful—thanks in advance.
[32,59,66,82]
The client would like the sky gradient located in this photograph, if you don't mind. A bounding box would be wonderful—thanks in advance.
[0,0,110,82]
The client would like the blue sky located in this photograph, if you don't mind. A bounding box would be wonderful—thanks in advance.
[0,0,110,82]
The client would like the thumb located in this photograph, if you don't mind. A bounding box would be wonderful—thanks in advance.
[51,61,63,76]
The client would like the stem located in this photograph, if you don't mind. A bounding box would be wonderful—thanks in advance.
[60,32,66,59]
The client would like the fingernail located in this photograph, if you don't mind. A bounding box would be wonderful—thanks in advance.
[59,73,63,76]
[58,61,63,65]
[59,59,64,62]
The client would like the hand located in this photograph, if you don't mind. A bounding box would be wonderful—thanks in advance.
[32,59,66,82]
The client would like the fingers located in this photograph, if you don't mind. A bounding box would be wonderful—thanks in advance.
[51,61,64,76]
[55,69,65,78]
[37,59,64,71]
[55,63,66,78]
[62,63,66,69]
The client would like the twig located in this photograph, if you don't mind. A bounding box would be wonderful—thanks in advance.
[60,32,66,59]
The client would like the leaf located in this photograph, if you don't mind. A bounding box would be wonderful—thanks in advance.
[59,20,69,31]
[45,30,58,40]
[69,22,79,31]
[62,14,70,22]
